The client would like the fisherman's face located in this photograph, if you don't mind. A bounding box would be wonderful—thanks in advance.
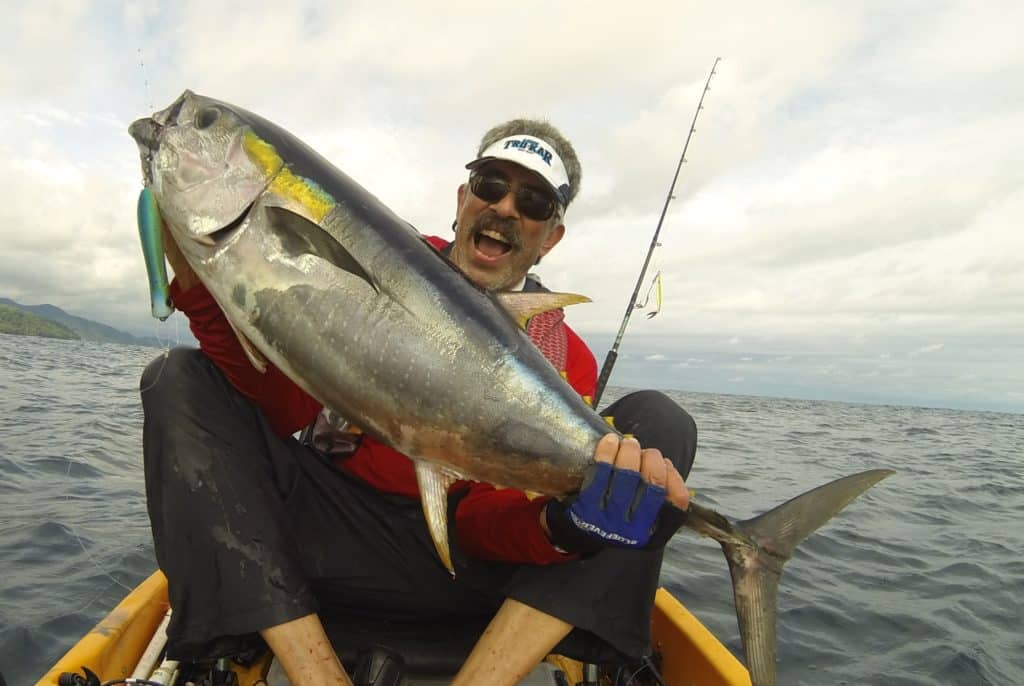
[450,160,565,291]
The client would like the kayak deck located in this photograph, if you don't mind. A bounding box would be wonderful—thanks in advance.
[37,571,751,685]
[651,588,751,686]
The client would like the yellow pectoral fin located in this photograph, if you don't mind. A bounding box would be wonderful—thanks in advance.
[496,291,591,329]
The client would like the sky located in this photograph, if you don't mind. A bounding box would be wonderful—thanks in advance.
[1,1,1021,413]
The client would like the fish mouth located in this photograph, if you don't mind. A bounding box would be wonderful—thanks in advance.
[129,117,161,185]
[128,92,196,185]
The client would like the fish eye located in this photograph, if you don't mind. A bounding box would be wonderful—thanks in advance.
[195,107,220,130]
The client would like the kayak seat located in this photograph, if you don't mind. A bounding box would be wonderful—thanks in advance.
[324,615,492,675]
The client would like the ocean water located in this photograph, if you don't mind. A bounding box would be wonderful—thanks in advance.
[0,332,1021,685]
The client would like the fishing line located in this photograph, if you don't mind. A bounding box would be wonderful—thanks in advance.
[593,57,721,406]
[66,582,118,618]
[139,348,171,394]
[137,48,177,353]
[148,309,181,354]
[137,47,154,111]
[56,384,151,594]
[61,341,169,597]
[60,268,171,595]
[46,43,163,653]
[62,457,135,593]
[54,316,173,609]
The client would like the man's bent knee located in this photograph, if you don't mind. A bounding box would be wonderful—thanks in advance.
[140,346,207,394]
[139,347,238,425]
[141,347,259,476]
[600,390,697,479]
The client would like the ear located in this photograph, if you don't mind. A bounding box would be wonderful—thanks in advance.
[456,183,467,215]
[538,222,565,258]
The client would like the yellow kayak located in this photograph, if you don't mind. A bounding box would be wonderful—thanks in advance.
[36,571,750,685]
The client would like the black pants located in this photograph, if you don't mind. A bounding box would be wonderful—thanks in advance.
[141,348,697,662]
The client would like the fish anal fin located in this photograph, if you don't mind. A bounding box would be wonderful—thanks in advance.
[415,461,459,576]
[496,292,591,329]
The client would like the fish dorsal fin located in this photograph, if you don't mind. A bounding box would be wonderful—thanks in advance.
[264,205,377,291]
[226,318,268,373]
[414,461,459,576]
[496,292,591,329]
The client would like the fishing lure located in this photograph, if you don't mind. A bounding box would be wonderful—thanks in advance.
[636,270,663,320]
[136,187,174,320]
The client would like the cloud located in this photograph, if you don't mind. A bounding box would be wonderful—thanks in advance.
[0,1,1019,410]
[911,343,945,356]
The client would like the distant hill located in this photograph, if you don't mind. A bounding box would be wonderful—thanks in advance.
[0,297,162,348]
[0,303,81,340]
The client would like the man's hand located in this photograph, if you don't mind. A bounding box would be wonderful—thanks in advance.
[542,434,690,555]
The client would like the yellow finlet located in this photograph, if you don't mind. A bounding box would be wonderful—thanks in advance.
[496,291,591,329]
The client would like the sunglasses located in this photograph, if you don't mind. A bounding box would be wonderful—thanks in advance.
[468,173,559,222]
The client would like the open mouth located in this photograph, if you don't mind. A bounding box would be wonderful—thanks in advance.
[473,228,517,259]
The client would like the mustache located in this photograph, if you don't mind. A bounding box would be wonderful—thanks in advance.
[470,212,522,250]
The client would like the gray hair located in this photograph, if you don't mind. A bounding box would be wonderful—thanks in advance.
[477,118,582,206]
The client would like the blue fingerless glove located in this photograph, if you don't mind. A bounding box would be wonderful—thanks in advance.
[546,461,683,555]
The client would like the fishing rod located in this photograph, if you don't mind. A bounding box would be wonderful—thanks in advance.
[592,57,721,407]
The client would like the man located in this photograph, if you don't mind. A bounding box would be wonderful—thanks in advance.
[142,118,697,685]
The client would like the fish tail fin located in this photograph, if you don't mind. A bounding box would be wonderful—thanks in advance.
[717,469,895,686]
[724,556,779,686]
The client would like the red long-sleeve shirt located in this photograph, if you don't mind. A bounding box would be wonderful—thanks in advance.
[170,236,597,565]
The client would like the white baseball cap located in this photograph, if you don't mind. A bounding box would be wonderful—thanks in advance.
[466,134,571,207]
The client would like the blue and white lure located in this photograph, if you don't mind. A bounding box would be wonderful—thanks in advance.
[136,187,174,320]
